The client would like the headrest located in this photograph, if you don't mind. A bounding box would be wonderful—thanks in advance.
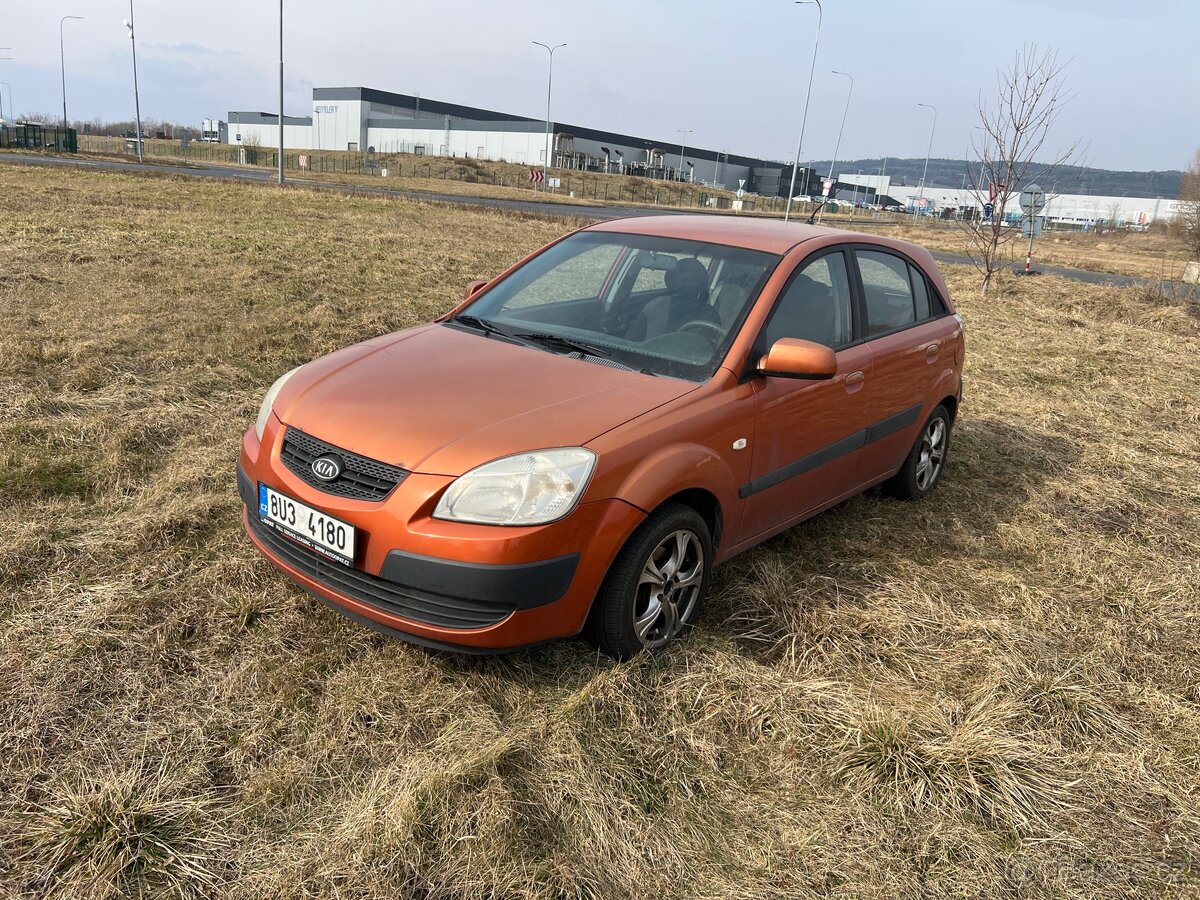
[666,257,709,295]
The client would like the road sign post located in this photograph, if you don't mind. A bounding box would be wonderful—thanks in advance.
[1016,183,1046,275]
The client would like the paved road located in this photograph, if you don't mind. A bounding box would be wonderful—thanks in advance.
[0,152,1167,289]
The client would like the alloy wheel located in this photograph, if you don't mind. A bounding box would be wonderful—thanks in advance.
[633,529,705,649]
[915,417,946,491]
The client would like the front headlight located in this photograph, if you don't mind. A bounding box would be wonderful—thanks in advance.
[433,448,597,526]
[254,366,301,441]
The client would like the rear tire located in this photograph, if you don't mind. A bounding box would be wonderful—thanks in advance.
[584,502,712,660]
[883,405,952,500]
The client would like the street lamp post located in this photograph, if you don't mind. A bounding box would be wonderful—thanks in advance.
[0,50,10,124]
[784,0,822,223]
[677,129,693,182]
[532,41,565,191]
[59,17,83,130]
[817,69,852,224]
[123,2,143,163]
[916,102,937,220]
[277,0,284,185]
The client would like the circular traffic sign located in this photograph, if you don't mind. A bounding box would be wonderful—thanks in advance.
[1019,183,1046,213]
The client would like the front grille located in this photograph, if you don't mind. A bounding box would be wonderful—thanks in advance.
[248,514,515,629]
[280,428,408,501]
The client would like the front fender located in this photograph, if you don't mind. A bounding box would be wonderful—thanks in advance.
[615,441,740,512]
[585,372,754,562]
[587,440,746,562]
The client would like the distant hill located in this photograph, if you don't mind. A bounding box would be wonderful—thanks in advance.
[801,158,1183,198]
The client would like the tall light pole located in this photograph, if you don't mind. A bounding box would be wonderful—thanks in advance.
[677,129,693,181]
[0,50,10,124]
[784,0,822,222]
[532,41,565,191]
[123,3,143,163]
[916,102,937,220]
[59,17,83,130]
[277,0,284,185]
[817,69,852,224]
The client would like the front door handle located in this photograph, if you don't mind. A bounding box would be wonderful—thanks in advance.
[845,370,865,393]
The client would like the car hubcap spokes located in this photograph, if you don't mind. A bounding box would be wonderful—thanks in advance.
[633,529,705,648]
[915,418,946,491]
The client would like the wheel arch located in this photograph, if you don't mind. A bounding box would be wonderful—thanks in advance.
[940,394,959,422]
[596,441,739,557]
[657,487,723,553]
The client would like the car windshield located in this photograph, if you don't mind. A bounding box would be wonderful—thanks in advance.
[456,231,781,381]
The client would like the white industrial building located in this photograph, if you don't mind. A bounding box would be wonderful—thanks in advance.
[228,86,778,191]
[223,86,1179,220]
[839,173,1179,226]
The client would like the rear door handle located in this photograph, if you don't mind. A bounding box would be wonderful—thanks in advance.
[924,342,940,361]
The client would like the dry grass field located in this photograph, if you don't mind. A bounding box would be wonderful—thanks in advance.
[884,220,1190,283]
[2,164,1199,899]
[74,136,747,212]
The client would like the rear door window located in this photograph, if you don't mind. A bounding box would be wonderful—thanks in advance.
[857,250,916,336]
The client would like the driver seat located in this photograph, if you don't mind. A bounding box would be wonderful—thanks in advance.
[635,258,718,341]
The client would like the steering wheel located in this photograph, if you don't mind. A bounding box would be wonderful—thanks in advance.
[679,319,725,341]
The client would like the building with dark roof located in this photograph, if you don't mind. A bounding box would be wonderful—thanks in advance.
[229,86,815,194]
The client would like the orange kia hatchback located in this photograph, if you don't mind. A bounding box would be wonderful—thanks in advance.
[238,216,963,658]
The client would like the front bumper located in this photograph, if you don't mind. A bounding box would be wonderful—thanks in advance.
[238,419,646,651]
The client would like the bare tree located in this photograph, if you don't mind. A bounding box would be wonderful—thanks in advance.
[958,45,1080,295]
[1171,148,1200,262]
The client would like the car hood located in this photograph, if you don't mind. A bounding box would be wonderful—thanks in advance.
[273,323,697,476]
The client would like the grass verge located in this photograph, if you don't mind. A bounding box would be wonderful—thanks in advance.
[1,163,1198,898]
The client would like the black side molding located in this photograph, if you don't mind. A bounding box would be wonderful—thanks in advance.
[739,403,924,499]
[865,403,922,444]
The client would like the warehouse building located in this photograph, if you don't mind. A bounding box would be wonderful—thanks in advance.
[227,86,802,193]
[838,174,1180,225]
[226,86,1176,222]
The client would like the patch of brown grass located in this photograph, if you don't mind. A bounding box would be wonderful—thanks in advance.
[886,220,1191,281]
[74,135,746,213]
[2,163,1199,898]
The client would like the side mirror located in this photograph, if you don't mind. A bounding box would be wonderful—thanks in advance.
[757,338,837,380]
[464,279,488,301]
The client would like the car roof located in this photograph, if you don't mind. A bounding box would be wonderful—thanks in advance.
[583,214,942,272]
[585,214,838,254]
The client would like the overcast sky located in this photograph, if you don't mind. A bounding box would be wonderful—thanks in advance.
[3,0,1195,171]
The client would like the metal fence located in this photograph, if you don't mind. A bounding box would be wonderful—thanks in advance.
[2,124,77,152]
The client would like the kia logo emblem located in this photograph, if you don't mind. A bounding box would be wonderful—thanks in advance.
[311,455,343,482]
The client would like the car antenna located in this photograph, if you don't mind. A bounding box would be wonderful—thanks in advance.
[806,200,825,225]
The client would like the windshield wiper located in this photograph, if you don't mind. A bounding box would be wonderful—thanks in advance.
[451,314,509,338]
[514,331,611,358]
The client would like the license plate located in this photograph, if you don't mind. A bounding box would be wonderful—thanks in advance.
[258,483,356,565]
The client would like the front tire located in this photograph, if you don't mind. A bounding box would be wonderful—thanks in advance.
[883,404,952,500]
[585,502,712,660]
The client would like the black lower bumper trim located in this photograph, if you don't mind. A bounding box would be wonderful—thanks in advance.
[239,460,581,631]
[247,512,516,629]
[380,549,579,611]
[304,588,554,655]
